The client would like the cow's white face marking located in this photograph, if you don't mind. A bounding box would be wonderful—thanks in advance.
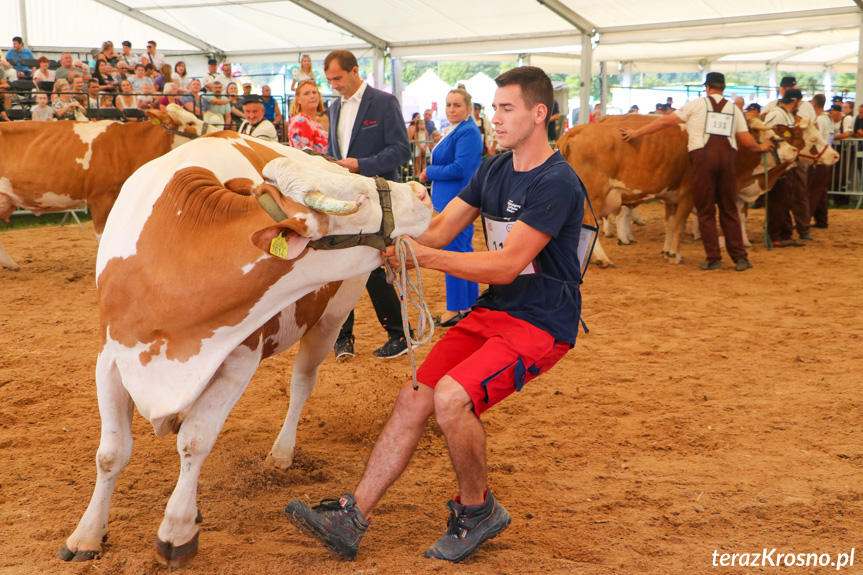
[73,121,112,170]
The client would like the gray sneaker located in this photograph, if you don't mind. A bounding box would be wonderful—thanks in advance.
[424,490,511,563]
[284,493,369,560]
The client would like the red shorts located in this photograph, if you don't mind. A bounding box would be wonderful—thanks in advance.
[416,307,571,416]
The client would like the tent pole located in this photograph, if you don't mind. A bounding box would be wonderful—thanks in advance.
[768,64,778,101]
[392,57,403,107]
[621,61,632,111]
[579,33,592,124]
[856,14,863,106]
[19,0,28,45]
[823,66,832,100]
[373,48,384,90]
[600,61,608,115]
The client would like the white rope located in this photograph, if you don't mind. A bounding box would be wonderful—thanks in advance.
[385,237,434,390]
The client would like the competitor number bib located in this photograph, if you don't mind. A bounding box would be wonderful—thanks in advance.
[705,110,733,137]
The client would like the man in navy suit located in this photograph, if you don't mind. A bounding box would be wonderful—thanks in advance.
[324,49,412,359]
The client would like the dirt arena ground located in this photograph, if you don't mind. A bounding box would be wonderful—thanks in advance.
[1,203,861,575]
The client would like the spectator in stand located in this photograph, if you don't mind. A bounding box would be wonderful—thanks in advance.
[53,86,87,120]
[138,83,156,110]
[118,41,136,67]
[6,37,34,79]
[0,78,10,120]
[589,103,602,122]
[627,105,640,114]
[0,49,15,82]
[158,82,182,111]
[86,79,100,108]
[423,109,440,143]
[172,61,190,92]
[32,56,56,84]
[833,101,853,141]
[238,94,277,141]
[55,53,76,81]
[733,96,745,111]
[214,62,235,92]
[141,40,165,70]
[290,54,316,90]
[202,59,219,91]
[129,64,153,92]
[288,79,327,152]
[855,104,863,138]
[31,93,55,121]
[92,59,116,88]
[261,84,283,132]
[144,63,159,84]
[99,92,116,109]
[407,116,429,174]
[226,82,244,129]
[419,87,483,327]
[101,41,119,67]
[112,61,131,84]
[50,78,69,103]
[154,63,172,92]
[70,75,87,107]
[115,79,138,111]
[181,78,209,118]
[205,81,231,126]
[242,82,252,96]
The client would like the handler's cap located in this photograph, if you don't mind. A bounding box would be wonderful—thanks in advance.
[779,76,797,88]
[829,104,843,112]
[832,95,844,103]
[781,88,803,104]
[745,102,761,112]
[207,58,217,65]
[703,72,725,86]
[473,102,482,109]
[243,94,264,105]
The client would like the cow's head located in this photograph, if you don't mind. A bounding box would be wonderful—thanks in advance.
[767,119,839,167]
[249,154,432,259]
[748,117,798,165]
[147,103,220,137]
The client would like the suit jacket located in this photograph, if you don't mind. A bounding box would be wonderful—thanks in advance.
[327,85,411,181]
[426,119,483,213]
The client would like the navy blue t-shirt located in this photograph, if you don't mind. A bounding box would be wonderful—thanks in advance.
[458,150,586,345]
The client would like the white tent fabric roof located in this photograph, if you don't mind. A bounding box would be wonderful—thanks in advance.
[4,1,862,74]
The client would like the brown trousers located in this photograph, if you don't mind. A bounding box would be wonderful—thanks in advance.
[789,163,810,236]
[689,136,747,262]
[808,164,832,227]
[767,173,792,242]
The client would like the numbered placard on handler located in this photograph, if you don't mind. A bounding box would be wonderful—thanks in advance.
[705,111,733,137]
[483,217,538,276]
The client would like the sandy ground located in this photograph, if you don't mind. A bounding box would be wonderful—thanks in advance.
[1,203,862,575]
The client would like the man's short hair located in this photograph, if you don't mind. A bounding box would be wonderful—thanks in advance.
[324,50,358,73]
[12,36,23,44]
[812,94,826,109]
[779,76,797,88]
[122,40,132,48]
[781,88,803,104]
[88,78,99,86]
[493,66,554,126]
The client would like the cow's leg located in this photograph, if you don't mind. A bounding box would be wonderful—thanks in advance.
[155,345,261,568]
[591,236,615,268]
[662,202,677,257]
[632,208,646,226]
[616,205,636,244]
[667,192,694,264]
[266,275,366,470]
[59,353,131,562]
[601,216,613,238]
[738,200,751,248]
[0,239,19,271]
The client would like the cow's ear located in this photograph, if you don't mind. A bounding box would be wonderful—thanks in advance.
[250,221,311,260]
[797,118,811,130]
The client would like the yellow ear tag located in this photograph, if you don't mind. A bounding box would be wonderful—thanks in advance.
[783,130,791,138]
[269,232,289,259]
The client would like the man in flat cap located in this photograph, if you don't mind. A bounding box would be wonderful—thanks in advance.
[238,95,278,141]
[621,72,772,271]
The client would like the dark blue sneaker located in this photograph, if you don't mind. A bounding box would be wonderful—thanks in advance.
[424,490,511,563]
[284,493,369,560]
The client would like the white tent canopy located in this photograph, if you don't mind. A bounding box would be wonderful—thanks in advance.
[4,0,862,119]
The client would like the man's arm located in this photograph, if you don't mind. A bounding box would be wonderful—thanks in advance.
[415,196,480,249]
[354,93,411,177]
[736,130,774,153]
[620,112,683,141]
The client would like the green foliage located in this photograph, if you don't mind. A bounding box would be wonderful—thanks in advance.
[0,211,93,231]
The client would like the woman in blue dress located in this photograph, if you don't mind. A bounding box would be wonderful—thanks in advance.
[420,88,484,327]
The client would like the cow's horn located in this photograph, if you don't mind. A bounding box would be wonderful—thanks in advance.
[304,190,362,215]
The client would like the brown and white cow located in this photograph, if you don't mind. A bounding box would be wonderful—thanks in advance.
[0,104,216,271]
[58,131,432,567]
[557,115,805,266]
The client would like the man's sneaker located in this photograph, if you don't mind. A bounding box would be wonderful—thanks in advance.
[697,260,721,271]
[284,493,369,560]
[734,258,753,272]
[372,336,408,359]
[424,490,511,563]
[800,233,814,241]
[334,335,354,361]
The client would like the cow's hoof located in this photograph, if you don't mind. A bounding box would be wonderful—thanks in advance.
[56,544,101,562]
[265,453,293,470]
[155,531,200,568]
[595,261,616,269]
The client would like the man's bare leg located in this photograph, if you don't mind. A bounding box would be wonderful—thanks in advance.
[433,376,486,505]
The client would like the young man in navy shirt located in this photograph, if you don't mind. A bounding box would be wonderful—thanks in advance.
[285,66,586,563]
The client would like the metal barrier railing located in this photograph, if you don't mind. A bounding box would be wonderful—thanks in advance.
[829,138,863,209]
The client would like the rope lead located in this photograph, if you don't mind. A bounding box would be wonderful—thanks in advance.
[385,237,435,390]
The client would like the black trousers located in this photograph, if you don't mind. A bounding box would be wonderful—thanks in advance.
[339,266,404,341]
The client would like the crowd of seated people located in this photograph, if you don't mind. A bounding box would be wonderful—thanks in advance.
[0,35,295,139]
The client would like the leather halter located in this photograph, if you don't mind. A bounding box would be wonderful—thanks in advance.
[256,176,396,253]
